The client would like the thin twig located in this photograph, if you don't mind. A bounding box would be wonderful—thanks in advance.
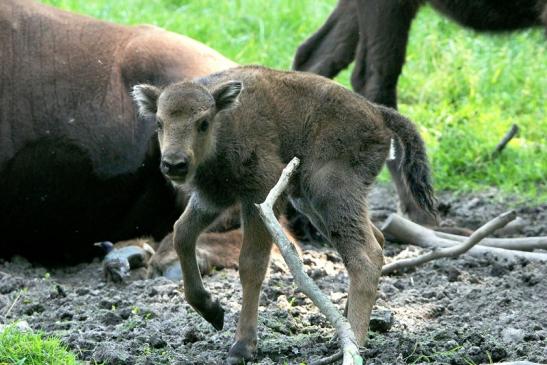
[256,157,363,365]
[4,290,23,317]
[492,124,519,157]
[310,350,344,365]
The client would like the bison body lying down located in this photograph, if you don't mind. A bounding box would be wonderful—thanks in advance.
[0,0,236,262]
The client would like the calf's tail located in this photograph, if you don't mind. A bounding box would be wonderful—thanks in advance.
[378,105,438,219]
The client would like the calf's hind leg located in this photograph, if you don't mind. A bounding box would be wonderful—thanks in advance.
[227,203,273,364]
[307,168,383,345]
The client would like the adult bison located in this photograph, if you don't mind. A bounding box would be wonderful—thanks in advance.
[0,0,236,262]
[293,0,546,225]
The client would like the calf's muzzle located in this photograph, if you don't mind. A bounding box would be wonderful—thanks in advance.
[160,155,189,179]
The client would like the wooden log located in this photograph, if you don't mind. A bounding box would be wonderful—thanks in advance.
[381,214,547,263]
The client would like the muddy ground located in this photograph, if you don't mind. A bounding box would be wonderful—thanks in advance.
[1,185,546,365]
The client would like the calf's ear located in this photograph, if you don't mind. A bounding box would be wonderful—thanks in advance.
[132,84,161,117]
[211,80,243,111]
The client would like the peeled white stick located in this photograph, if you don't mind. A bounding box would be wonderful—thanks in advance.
[382,213,547,263]
[382,211,517,274]
[433,231,547,251]
[256,157,363,365]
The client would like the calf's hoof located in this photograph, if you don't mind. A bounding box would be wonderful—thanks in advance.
[226,340,256,365]
[198,299,225,330]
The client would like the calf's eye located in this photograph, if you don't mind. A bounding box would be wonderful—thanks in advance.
[156,119,163,131]
[198,119,209,133]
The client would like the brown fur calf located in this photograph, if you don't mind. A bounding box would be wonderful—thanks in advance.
[133,66,436,364]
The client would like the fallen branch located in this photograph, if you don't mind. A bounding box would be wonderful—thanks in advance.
[381,211,516,274]
[433,231,547,251]
[256,157,363,365]
[382,214,547,264]
[492,124,519,157]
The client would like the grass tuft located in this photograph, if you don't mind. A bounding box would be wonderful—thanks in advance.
[0,324,80,365]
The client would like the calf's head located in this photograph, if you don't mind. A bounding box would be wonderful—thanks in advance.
[132,80,242,184]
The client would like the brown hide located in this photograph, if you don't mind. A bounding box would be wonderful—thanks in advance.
[146,216,298,279]
[0,0,235,262]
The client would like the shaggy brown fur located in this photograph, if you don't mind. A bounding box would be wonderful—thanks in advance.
[133,65,436,364]
[0,0,236,262]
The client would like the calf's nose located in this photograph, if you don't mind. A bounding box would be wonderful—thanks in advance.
[160,156,189,177]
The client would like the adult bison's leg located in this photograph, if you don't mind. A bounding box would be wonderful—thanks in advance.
[293,0,359,78]
[227,203,273,364]
[352,0,435,224]
[351,0,420,108]
[173,194,224,330]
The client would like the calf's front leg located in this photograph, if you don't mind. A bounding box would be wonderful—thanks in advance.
[227,203,273,364]
[173,194,224,330]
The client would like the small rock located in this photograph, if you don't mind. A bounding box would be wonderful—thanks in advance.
[490,263,508,277]
[24,303,45,315]
[444,339,458,350]
[76,288,89,295]
[426,304,445,318]
[502,327,525,343]
[50,284,67,298]
[149,334,167,349]
[325,251,342,263]
[0,320,32,334]
[118,307,132,320]
[521,274,539,286]
[92,343,131,365]
[446,266,461,282]
[99,299,118,310]
[182,327,202,344]
[330,292,347,303]
[464,332,485,346]
[100,311,123,326]
[310,268,326,279]
[59,310,73,321]
[369,308,393,333]
[139,307,158,319]
[523,333,539,342]
[0,277,25,294]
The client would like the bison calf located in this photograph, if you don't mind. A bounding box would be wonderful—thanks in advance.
[133,66,436,364]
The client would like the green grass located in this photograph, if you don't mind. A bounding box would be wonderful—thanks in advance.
[0,325,80,365]
[38,0,546,199]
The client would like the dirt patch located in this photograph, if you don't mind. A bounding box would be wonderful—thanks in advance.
[1,185,546,364]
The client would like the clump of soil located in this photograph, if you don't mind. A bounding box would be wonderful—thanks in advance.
[1,185,546,364]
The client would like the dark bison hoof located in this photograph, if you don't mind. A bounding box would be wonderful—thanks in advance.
[202,300,224,330]
[226,340,255,365]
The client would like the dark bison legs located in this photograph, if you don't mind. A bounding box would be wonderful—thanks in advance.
[351,0,420,108]
[292,0,359,78]
[294,0,434,225]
